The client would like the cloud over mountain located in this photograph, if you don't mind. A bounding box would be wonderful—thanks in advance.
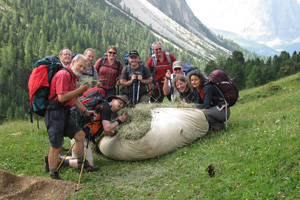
[187,0,300,53]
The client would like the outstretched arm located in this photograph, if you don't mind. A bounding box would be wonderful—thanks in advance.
[102,113,127,136]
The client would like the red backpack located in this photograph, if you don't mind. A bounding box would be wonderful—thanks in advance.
[71,88,107,141]
[208,70,239,107]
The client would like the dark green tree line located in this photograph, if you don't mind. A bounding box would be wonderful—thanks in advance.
[0,0,204,123]
[205,50,300,90]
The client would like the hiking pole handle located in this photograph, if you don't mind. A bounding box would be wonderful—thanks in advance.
[76,116,94,192]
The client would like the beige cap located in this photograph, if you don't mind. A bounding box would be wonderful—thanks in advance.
[172,61,183,70]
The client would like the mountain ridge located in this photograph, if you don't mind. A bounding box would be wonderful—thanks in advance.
[118,0,233,60]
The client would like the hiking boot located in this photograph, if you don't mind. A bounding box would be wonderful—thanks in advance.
[87,165,99,172]
[50,171,62,180]
[44,155,49,172]
[77,160,98,173]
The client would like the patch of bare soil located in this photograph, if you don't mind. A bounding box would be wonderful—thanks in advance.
[0,170,78,200]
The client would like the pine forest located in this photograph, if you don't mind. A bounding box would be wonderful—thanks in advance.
[0,0,300,123]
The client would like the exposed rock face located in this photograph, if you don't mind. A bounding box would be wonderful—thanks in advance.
[118,0,231,60]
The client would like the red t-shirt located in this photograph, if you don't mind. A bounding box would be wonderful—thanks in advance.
[48,66,78,107]
[147,52,176,90]
[93,57,123,90]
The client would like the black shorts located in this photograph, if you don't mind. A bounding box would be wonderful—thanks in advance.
[44,107,82,148]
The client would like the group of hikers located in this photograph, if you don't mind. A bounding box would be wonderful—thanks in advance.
[41,41,232,180]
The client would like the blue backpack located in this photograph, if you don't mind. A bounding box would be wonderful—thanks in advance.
[182,63,194,73]
[124,53,129,65]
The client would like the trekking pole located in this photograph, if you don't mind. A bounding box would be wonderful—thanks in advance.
[76,116,94,192]
[132,78,136,105]
[214,85,228,129]
[76,140,89,191]
[57,141,76,171]
[225,101,228,129]
[167,71,173,100]
[137,80,140,103]
[154,82,162,103]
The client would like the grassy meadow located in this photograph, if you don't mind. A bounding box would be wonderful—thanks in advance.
[1,73,300,199]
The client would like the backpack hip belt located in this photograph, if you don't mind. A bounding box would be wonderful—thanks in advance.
[46,100,71,112]
[216,104,230,111]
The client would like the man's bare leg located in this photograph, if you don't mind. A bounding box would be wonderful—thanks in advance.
[73,130,85,169]
[48,146,61,179]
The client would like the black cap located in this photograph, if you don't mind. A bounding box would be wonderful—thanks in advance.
[129,50,139,57]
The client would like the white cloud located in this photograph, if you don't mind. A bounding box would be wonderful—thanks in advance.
[186,0,254,32]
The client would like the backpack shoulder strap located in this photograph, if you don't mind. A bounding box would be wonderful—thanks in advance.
[152,52,171,71]
[62,67,72,83]
[91,65,94,76]
[140,63,146,78]
[212,83,226,103]
[98,58,120,73]
[151,54,157,79]
[82,65,94,77]
[126,64,131,79]
[165,52,171,65]
[97,57,106,72]
[116,61,121,73]
[152,54,157,68]
[49,68,72,101]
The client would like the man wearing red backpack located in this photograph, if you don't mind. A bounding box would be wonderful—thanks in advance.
[147,41,176,102]
[44,54,95,180]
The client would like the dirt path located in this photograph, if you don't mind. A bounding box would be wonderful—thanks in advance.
[0,170,78,200]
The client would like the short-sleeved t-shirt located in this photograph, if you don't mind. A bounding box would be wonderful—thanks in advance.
[48,65,78,107]
[99,102,112,121]
[121,64,152,95]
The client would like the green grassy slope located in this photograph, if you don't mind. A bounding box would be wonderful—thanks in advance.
[1,73,300,199]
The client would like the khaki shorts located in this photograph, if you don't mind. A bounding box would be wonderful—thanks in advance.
[70,138,93,162]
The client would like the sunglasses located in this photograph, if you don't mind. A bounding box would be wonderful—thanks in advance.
[174,68,182,71]
[108,51,117,55]
[154,48,162,51]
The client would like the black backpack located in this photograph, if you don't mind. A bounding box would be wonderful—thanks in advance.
[208,70,239,107]
[70,88,107,143]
